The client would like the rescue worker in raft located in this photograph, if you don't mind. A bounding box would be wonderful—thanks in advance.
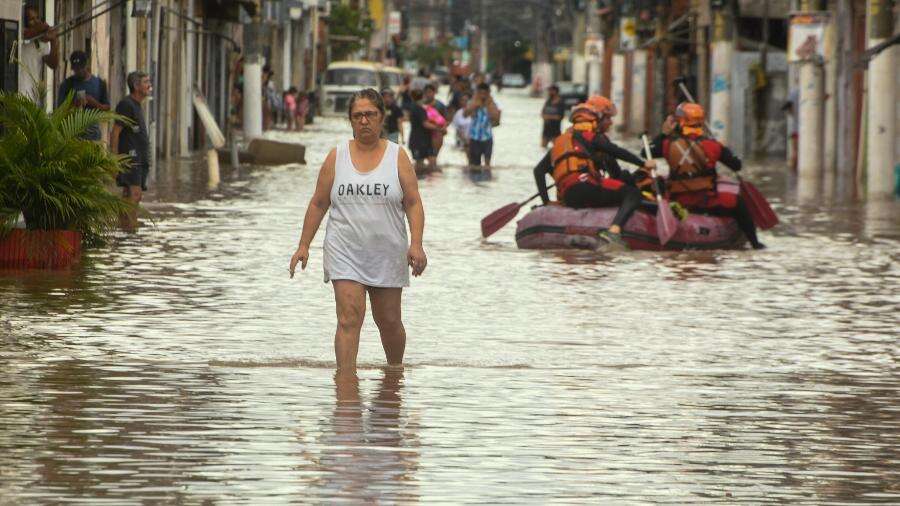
[648,102,765,249]
[533,96,657,251]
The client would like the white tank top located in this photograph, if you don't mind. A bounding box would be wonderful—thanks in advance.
[323,140,409,287]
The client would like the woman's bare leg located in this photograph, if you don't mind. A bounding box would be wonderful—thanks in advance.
[333,280,367,371]
[368,287,406,365]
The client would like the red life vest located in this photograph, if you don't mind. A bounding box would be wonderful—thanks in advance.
[662,135,722,194]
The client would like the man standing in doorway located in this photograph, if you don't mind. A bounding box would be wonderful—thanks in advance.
[19,6,59,99]
[464,82,501,170]
[57,51,110,141]
[110,71,152,230]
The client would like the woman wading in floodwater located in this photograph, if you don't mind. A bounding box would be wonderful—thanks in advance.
[289,88,427,371]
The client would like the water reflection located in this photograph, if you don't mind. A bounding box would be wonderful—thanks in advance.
[796,174,822,205]
[307,368,419,502]
[1,359,231,502]
[463,166,493,183]
[1,88,898,503]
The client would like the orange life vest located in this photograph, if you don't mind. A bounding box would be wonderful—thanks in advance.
[550,128,598,185]
[663,135,719,194]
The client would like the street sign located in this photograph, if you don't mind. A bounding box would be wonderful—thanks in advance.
[388,11,401,36]
[585,37,603,63]
[620,17,637,51]
[789,12,831,63]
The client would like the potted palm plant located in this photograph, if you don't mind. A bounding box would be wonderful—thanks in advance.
[0,90,132,269]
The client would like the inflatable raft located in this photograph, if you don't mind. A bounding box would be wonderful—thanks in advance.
[515,205,746,251]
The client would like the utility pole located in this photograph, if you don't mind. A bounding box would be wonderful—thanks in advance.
[243,17,264,140]
[178,0,196,156]
[629,2,647,134]
[43,0,54,112]
[709,0,735,144]
[282,19,292,91]
[586,1,603,95]
[692,0,709,109]
[865,0,895,199]
[148,2,160,181]
[797,0,825,181]
[572,12,586,84]
[822,0,837,173]
[610,8,626,131]
[479,0,487,73]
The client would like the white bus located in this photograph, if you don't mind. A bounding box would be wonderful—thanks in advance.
[320,61,382,116]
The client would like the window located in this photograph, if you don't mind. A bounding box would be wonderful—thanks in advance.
[326,68,377,87]
[380,72,402,87]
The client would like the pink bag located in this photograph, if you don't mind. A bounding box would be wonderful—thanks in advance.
[425,105,446,127]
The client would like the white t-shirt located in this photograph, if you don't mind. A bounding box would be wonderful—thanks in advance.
[451,109,471,139]
[18,40,49,97]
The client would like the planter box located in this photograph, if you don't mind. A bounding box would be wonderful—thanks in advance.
[0,229,82,269]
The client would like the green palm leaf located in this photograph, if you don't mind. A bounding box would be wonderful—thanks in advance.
[0,91,134,241]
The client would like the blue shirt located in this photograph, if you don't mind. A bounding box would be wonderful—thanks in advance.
[468,107,493,142]
[57,75,109,141]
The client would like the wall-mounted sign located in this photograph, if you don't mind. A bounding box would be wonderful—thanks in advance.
[388,11,402,36]
[788,12,831,63]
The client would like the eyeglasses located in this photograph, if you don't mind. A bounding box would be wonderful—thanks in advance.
[350,111,380,122]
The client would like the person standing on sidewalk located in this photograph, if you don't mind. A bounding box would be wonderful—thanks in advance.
[289,88,427,371]
[56,51,110,141]
[464,83,501,170]
[110,71,152,231]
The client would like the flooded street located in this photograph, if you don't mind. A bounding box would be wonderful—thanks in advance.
[2,89,898,503]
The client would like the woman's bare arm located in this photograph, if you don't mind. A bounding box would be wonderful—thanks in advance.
[397,148,427,276]
[298,149,336,248]
[290,149,336,276]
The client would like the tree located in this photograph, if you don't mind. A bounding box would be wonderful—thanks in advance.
[327,4,374,61]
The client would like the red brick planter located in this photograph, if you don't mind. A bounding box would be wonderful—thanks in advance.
[0,229,82,269]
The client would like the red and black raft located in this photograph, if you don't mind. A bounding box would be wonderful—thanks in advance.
[515,205,746,251]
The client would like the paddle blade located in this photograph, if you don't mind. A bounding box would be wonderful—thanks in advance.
[481,202,522,238]
[740,181,779,230]
[656,197,679,245]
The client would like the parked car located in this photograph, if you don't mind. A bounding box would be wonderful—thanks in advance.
[556,81,588,110]
[501,73,527,88]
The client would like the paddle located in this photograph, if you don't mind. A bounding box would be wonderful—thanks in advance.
[641,135,679,245]
[675,81,779,230]
[481,183,555,238]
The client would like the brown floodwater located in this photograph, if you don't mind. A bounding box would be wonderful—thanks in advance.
[2,89,898,503]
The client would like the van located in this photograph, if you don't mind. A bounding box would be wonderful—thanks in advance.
[321,61,382,116]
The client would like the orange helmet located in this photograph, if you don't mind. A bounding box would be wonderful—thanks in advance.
[586,95,617,119]
[675,102,705,127]
[569,102,600,130]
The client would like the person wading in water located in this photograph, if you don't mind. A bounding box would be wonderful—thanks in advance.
[289,88,427,371]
